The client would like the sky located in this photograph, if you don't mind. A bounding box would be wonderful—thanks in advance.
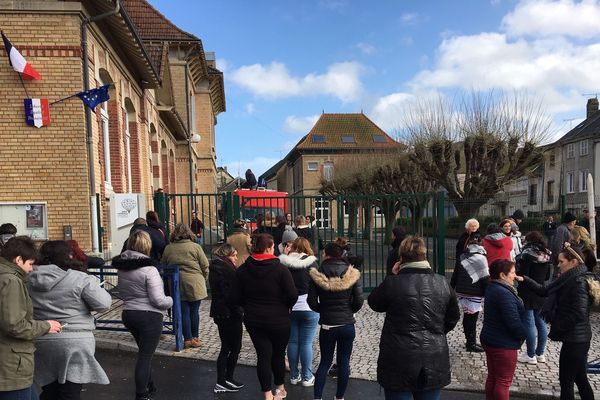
[148,0,600,177]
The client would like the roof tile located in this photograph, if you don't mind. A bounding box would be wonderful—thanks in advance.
[121,0,198,41]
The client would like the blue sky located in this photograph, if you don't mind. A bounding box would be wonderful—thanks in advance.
[149,0,600,177]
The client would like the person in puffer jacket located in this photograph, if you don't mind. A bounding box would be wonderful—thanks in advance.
[369,236,460,399]
[112,230,173,400]
[517,244,600,400]
[450,233,488,353]
[483,223,513,264]
[308,242,363,400]
[515,231,553,365]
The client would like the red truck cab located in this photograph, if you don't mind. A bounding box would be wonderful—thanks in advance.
[232,188,289,230]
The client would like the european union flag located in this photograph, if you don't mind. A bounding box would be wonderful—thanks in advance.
[76,84,110,110]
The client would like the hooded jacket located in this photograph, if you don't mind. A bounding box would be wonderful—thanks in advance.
[279,252,318,311]
[515,242,553,310]
[450,244,488,297]
[0,257,50,391]
[234,255,298,329]
[368,262,459,392]
[307,258,363,325]
[121,224,166,261]
[28,264,111,330]
[161,239,209,301]
[209,256,243,319]
[112,250,173,315]
[483,232,513,264]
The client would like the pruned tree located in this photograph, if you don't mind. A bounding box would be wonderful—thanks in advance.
[403,91,552,221]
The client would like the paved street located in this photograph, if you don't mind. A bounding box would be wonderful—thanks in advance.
[95,300,600,399]
[85,348,489,399]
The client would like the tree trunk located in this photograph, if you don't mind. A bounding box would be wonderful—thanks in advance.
[450,197,486,222]
[362,201,372,240]
[381,198,399,244]
[347,201,358,238]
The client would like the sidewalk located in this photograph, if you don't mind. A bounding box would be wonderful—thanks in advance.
[95,300,600,399]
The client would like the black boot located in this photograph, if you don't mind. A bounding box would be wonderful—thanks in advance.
[135,392,151,400]
[147,381,157,397]
[466,343,484,352]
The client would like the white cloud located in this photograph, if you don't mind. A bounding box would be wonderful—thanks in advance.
[244,103,256,115]
[356,42,376,55]
[400,12,419,25]
[502,0,600,39]
[370,92,414,132]
[283,114,320,133]
[230,61,364,102]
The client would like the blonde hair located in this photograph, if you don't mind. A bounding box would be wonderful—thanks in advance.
[289,237,314,256]
[399,236,427,263]
[295,215,306,226]
[571,225,597,252]
[127,230,152,256]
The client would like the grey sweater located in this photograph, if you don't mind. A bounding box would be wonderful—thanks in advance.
[28,264,112,330]
[112,250,173,314]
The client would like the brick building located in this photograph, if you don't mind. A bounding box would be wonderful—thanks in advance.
[0,0,225,256]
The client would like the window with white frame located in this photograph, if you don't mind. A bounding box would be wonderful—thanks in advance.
[580,170,589,192]
[567,143,575,158]
[322,161,334,182]
[307,161,318,171]
[580,140,589,156]
[567,172,575,193]
[101,101,111,187]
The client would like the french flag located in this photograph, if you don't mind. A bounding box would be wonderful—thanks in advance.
[1,31,41,80]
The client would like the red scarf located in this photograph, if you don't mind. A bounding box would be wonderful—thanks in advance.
[251,253,277,261]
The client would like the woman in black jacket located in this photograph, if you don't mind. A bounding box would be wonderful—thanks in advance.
[235,234,298,400]
[369,236,460,400]
[308,242,363,400]
[385,226,406,276]
[518,244,600,400]
[209,244,244,394]
[515,231,552,365]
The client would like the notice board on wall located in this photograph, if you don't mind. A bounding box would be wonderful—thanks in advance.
[0,202,48,240]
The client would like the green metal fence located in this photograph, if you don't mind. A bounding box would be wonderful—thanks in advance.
[154,191,446,291]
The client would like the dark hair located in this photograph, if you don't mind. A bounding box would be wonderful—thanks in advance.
[499,219,513,229]
[560,244,585,264]
[252,233,274,253]
[489,259,515,279]
[399,236,427,263]
[466,233,482,246]
[39,240,86,272]
[391,226,406,248]
[524,231,546,247]
[486,223,501,234]
[0,223,17,235]
[275,215,287,225]
[146,211,160,224]
[334,237,350,251]
[1,236,37,263]
[324,242,344,258]
[133,217,147,226]
[233,219,247,229]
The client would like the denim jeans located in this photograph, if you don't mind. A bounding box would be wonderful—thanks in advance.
[523,309,548,357]
[0,386,38,400]
[288,310,319,380]
[181,300,201,340]
[314,324,355,400]
[384,388,441,400]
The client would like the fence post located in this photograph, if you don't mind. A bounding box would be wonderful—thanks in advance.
[96,193,103,252]
[337,195,345,237]
[154,191,167,225]
[436,191,446,276]
[560,193,566,217]
[170,265,184,352]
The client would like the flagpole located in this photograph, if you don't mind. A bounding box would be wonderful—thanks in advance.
[50,93,78,106]
[18,73,30,99]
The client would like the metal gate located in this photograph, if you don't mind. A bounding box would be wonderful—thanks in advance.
[154,191,446,291]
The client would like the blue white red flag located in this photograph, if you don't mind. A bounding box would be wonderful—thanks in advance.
[24,98,51,128]
[2,31,41,80]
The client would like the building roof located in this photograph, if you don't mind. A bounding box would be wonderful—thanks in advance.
[296,113,401,150]
[556,111,600,144]
[121,0,198,41]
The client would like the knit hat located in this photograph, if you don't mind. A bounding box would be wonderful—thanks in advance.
[512,209,525,220]
[562,212,577,223]
[281,225,298,244]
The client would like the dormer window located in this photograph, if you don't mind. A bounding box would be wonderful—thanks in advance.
[312,135,325,143]
[373,135,386,143]
[341,135,355,143]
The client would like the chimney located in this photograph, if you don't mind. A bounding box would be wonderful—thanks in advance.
[205,51,216,69]
[587,97,599,119]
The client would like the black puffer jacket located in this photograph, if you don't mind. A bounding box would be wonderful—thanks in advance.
[368,264,460,392]
[307,258,363,325]
[524,265,600,343]
[450,244,488,296]
[278,252,318,295]
[515,242,552,310]
[209,256,243,319]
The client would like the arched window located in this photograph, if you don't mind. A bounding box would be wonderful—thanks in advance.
[99,69,114,189]
[124,98,136,193]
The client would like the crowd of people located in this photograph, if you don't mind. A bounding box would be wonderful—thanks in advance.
[1,207,600,400]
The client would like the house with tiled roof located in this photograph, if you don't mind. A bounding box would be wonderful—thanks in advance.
[0,0,225,256]
[260,113,402,227]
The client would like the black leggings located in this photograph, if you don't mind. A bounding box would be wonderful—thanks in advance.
[463,311,480,346]
[559,341,594,400]
[40,381,82,400]
[122,310,164,395]
[215,317,243,383]
[245,324,290,392]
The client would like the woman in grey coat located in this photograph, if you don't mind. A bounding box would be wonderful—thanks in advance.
[28,240,112,400]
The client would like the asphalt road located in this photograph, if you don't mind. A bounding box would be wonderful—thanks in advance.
[80,348,489,400]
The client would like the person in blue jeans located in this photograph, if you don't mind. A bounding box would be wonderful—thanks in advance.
[279,237,320,387]
[308,242,364,400]
[515,231,552,364]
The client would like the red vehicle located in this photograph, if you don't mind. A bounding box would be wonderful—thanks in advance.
[232,188,289,230]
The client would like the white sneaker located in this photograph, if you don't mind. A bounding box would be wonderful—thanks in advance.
[302,376,315,387]
[290,375,301,385]
[518,353,538,364]
[536,354,547,363]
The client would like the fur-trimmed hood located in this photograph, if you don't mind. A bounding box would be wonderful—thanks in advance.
[588,276,600,306]
[111,250,159,270]
[310,264,360,292]
[279,252,317,269]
